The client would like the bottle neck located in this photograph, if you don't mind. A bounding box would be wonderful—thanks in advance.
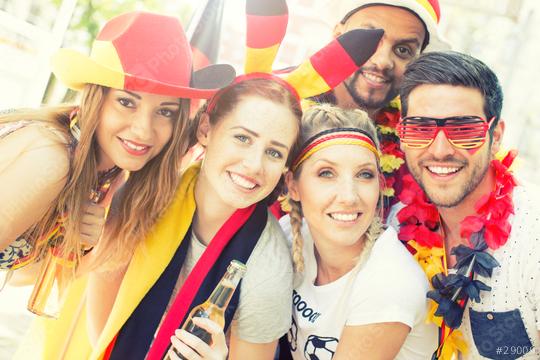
[207,270,243,309]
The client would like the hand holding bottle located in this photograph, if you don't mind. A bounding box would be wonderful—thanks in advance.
[164,260,247,360]
[27,167,123,318]
[167,317,228,360]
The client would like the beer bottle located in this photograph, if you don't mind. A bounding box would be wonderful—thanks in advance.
[27,166,121,318]
[27,243,75,318]
[167,260,247,359]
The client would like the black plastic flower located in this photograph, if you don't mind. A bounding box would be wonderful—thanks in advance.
[444,274,491,303]
[427,288,465,329]
[452,242,500,278]
[430,273,452,291]
[428,273,466,328]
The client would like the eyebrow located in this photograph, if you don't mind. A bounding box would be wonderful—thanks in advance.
[359,25,421,47]
[119,90,180,106]
[231,126,290,150]
[398,38,421,47]
[121,90,141,99]
[314,159,377,168]
[160,101,181,107]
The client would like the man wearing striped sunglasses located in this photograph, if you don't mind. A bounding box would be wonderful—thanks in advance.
[398,51,540,359]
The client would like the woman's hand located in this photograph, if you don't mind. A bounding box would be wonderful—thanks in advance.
[167,317,228,360]
[80,202,107,250]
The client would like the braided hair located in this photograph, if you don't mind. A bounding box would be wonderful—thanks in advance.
[288,104,383,272]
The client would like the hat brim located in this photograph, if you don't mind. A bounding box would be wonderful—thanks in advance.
[320,0,450,52]
[51,49,235,99]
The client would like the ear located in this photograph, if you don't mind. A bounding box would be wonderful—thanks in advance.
[196,113,211,147]
[285,171,300,202]
[332,22,344,38]
[490,119,505,156]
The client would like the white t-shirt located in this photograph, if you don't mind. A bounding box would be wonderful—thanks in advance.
[163,213,293,344]
[457,185,540,359]
[280,217,438,360]
[388,184,540,359]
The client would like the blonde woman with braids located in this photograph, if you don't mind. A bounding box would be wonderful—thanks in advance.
[279,104,437,359]
[0,13,234,280]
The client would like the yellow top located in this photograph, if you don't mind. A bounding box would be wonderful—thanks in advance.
[15,164,200,359]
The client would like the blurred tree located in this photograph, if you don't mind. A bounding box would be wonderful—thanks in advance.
[50,0,195,48]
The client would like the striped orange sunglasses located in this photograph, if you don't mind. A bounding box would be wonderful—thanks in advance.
[397,115,495,149]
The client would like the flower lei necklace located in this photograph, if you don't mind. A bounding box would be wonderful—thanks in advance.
[397,150,518,359]
[374,101,408,218]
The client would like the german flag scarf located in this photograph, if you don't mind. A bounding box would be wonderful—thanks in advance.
[16,164,267,360]
[106,164,268,359]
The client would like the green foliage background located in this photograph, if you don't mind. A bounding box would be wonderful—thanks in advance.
[51,0,195,48]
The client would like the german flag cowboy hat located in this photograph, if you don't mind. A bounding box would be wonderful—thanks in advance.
[51,11,235,99]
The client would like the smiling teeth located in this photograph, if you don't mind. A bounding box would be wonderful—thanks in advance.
[329,213,359,221]
[123,140,147,151]
[230,172,256,190]
[428,166,460,175]
[363,72,385,83]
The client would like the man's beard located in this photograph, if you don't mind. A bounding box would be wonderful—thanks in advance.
[412,153,491,208]
[343,70,398,112]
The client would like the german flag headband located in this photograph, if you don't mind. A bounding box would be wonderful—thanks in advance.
[207,0,383,113]
[292,128,380,172]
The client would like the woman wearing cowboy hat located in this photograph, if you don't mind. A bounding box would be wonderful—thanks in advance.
[0,11,234,280]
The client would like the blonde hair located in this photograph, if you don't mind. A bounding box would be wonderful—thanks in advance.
[289,104,384,272]
[1,84,191,271]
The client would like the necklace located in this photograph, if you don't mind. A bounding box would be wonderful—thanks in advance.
[374,107,407,217]
[397,150,518,359]
[91,166,122,204]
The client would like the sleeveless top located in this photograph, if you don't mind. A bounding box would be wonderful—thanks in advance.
[0,120,72,270]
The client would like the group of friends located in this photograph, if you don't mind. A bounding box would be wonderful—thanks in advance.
[0,0,539,359]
